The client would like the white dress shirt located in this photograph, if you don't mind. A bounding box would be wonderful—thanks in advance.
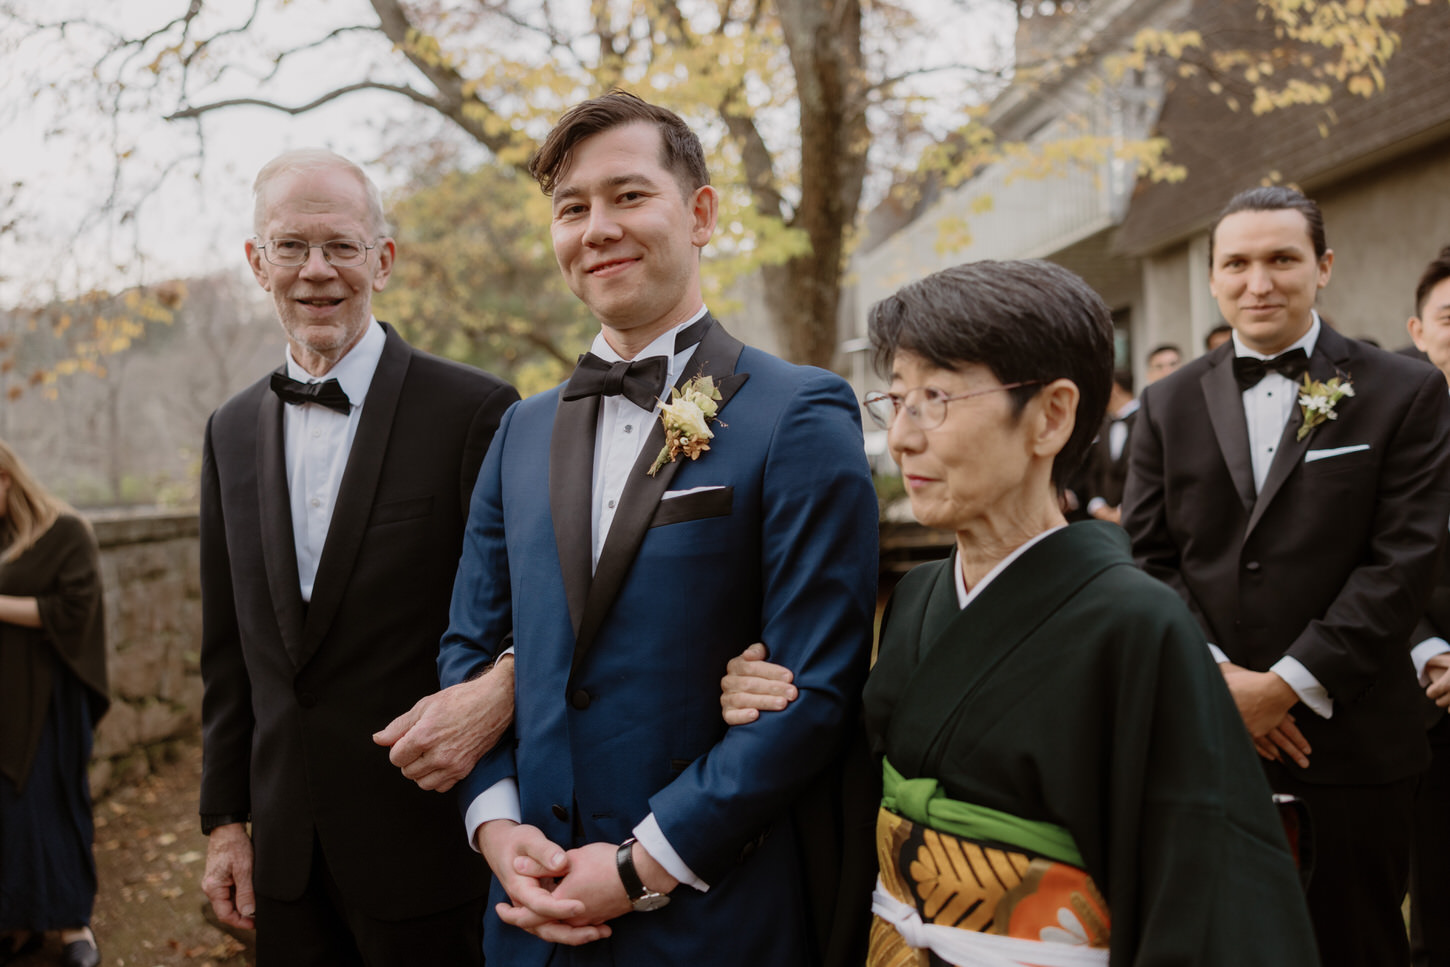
[282,319,385,601]
[1085,398,1140,516]
[1206,316,1332,718]
[466,308,711,891]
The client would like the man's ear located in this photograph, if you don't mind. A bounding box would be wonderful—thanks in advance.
[372,237,397,292]
[1409,315,1428,353]
[690,185,718,250]
[245,240,273,291]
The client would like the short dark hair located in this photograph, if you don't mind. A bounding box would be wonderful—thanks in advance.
[1147,344,1181,363]
[1205,323,1233,350]
[1415,245,1450,317]
[1209,186,1328,265]
[529,90,709,199]
[868,259,1113,488]
[1113,369,1135,394]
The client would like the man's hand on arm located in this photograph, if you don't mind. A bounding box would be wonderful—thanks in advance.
[373,654,515,792]
[201,823,256,931]
[1220,663,1311,767]
[540,839,680,944]
[719,643,797,726]
[476,820,600,943]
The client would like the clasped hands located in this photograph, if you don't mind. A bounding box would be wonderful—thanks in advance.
[1218,662,1312,767]
[476,820,677,945]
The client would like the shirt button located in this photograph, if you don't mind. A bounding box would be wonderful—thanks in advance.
[311,498,321,508]
[624,424,633,433]
[312,429,321,438]
[607,499,616,509]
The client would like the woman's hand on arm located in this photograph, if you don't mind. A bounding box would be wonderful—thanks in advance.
[0,594,41,629]
[720,643,798,725]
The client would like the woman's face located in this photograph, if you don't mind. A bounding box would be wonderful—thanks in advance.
[886,351,1037,534]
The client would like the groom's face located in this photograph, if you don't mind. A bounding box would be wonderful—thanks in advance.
[1209,208,1332,356]
[548,122,717,349]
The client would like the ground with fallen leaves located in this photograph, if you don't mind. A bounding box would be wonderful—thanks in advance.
[10,731,253,967]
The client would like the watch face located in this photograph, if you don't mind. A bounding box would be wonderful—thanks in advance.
[632,892,672,913]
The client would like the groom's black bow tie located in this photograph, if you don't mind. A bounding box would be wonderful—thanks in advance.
[270,372,353,415]
[1232,348,1310,390]
[562,316,714,411]
[563,355,669,411]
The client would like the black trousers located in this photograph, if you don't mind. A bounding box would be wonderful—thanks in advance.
[1265,763,1416,967]
[1413,715,1450,967]
[254,835,484,967]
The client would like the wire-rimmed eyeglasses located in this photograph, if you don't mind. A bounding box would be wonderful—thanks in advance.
[863,381,1042,431]
[255,237,381,267]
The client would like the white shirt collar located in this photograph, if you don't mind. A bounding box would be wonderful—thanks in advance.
[954,525,1067,609]
[1231,311,1320,361]
[285,318,386,409]
[588,306,709,364]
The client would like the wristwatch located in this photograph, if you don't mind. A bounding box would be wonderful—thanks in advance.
[616,838,672,912]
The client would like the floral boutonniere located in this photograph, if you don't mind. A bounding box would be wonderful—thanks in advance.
[1296,373,1354,441]
[648,375,726,476]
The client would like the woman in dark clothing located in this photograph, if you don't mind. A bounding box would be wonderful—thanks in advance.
[0,440,107,967]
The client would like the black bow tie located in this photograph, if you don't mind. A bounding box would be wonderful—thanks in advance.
[562,316,714,411]
[1232,349,1310,390]
[563,355,669,411]
[270,372,353,415]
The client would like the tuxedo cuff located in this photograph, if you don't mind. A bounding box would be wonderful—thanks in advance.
[1413,637,1450,685]
[1206,642,1230,664]
[464,777,521,853]
[634,813,708,892]
[1271,656,1333,719]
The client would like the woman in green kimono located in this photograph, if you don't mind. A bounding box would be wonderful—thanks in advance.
[722,260,1317,966]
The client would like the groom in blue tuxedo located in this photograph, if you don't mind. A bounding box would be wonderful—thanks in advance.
[433,92,878,965]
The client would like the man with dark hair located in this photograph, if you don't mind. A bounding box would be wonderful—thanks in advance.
[1124,186,1450,967]
[390,91,878,966]
[197,149,519,964]
[1205,323,1233,352]
[1144,343,1181,382]
[1085,369,1137,524]
[1405,243,1450,967]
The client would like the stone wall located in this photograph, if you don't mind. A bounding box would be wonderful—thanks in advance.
[88,510,203,797]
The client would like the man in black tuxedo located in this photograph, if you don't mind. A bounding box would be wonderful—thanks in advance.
[1084,370,1136,524]
[1124,186,1450,967]
[1405,244,1450,967]
[197,149,518,965]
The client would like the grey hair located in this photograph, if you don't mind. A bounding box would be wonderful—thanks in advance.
[252,148,391,238]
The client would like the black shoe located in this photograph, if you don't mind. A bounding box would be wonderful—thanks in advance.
[59,937,99,967]
[0,932,42,966]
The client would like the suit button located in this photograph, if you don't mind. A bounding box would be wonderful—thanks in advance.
[570,689,591,710]
[552,803,569,822]
[1244,561,1261,572]
[297,692,317,708]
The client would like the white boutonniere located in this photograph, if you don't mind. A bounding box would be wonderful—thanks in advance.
[648,375,726,476]
[1296,374,1354,441]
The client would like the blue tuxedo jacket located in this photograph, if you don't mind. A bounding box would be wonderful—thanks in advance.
[439,319,878,966]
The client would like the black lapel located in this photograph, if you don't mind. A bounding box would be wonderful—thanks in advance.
[1246,324,1353,539]
[297,324,409,666]
[550,389,601,641]
[256,375,308,666]
[1200,348,1257,513]
[567,318,748,684]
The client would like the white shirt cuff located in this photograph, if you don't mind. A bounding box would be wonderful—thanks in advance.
[1413,637,1450,685]
[1086,497,1108,514]
[464,777,521,853]
[1271,656,1333,719]
[634,813,709,893]
[1207,642,1230,664]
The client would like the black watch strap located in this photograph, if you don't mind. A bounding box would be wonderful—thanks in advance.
[616,838,647,900]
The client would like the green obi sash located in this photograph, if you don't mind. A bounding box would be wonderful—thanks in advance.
[881,757,1083,868]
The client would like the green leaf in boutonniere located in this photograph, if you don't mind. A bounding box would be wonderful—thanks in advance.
[648,374,726,476]
[1296,373,1354,441]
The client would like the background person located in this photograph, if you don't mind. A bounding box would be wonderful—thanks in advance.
[0,440,107,967]
[1144,343,1181,382]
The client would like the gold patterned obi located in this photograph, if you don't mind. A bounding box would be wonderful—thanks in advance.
[868,761,1110,967]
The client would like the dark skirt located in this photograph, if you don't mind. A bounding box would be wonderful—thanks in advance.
[0,666,97,930]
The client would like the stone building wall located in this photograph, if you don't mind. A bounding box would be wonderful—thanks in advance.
[88,511,203,797]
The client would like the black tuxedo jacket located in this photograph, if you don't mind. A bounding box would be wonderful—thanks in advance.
[198,323,518,917]
[1088,407,1137,510]
[1123,324,1450,784]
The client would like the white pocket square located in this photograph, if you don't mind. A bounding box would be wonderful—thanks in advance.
[1305,444,1371,463]
[663,485,728,499]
